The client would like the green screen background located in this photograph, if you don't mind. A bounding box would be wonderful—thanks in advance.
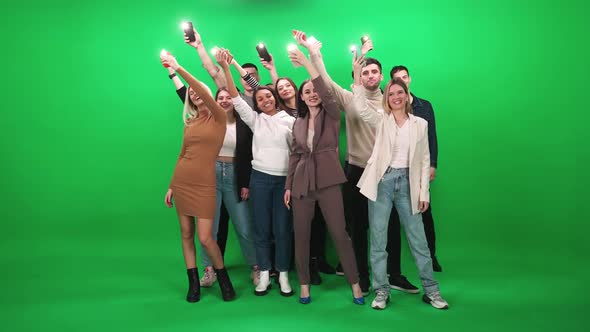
[0,0,588,331]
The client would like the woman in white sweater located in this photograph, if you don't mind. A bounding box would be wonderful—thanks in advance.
[216,49,296,297]
[352,54,449,311]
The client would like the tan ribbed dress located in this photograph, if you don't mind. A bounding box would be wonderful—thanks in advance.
[170,110,226,219]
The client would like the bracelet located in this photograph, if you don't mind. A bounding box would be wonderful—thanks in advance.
[169,73,177,79]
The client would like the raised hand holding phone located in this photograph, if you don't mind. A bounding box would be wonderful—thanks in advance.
[360,35,373,54]
[256,43,271,62]
[182,22,196,42]
[160,49,171,68]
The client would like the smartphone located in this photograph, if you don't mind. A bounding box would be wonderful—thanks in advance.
[360,35,373,52]
[183,22,196,42]
[256,43,271,62]
[160,49,170,68]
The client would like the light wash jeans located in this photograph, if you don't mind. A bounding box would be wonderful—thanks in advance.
[200,161,256,267]
[368,168,439,295]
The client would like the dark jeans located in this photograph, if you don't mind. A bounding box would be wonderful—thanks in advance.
[342,162,370,283]
[249,169,292,272]
[387,203,437,276]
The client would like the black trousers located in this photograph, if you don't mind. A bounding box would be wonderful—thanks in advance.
[342,162,370,282]
[217,202,230,258]
[387,203,437,276]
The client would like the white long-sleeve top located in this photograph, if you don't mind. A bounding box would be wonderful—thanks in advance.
[232,96,295,176]
[352,85,430,214]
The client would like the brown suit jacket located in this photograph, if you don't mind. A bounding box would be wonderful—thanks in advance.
[285,76,347,198]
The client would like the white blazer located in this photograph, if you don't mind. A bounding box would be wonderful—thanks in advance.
[356,110,430,215]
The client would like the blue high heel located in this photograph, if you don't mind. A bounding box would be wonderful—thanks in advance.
[353,296,365,305]
[299,296,311,304]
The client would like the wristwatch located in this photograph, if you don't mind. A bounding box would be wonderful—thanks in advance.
[169,73,177,79]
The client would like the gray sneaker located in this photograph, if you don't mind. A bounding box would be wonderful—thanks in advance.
[199,267,217,287]
[371,289,390,310]
[422,291,449,309]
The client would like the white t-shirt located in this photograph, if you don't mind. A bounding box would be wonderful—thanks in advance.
[218,122,236,157]
[389,117,410,168]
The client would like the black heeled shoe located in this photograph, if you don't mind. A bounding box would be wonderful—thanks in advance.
[215,267,236,301]
[186,268,201,303]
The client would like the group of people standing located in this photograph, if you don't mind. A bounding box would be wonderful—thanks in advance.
[159,27,448,310]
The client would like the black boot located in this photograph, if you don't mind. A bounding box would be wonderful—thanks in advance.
[310,258,322,285]
[186,268,201,303]
[215,267,236,301]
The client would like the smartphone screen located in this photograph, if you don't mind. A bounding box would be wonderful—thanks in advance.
[184,22,196,42]
[256,43,271,62]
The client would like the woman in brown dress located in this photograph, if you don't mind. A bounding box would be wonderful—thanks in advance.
[161,52,236,303]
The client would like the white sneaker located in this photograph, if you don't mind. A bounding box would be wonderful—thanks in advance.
[423,291,449,309]
[254,270,271,295]
[251,266,260,286]
[371,289,390,310]
[278,271,294,296]
[199,266,216,287]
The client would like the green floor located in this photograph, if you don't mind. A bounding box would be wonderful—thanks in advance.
[1,209,587,331]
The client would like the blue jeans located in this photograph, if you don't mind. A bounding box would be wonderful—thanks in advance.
[368,168,439,295]
[249,169,292,271]
[200,161,256,267]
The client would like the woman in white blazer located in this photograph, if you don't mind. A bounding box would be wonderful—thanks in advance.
[351,55,449,311]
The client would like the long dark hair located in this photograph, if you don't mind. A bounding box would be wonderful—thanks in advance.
[252,86,280,114]
[275,77,299,113]
[296,79,316,118]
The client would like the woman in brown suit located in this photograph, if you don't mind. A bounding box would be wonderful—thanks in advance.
[284,36,364,305]
[161,52,236,303]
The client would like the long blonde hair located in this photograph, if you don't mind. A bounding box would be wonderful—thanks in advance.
[182,83,213,125]
[382,78,412,115]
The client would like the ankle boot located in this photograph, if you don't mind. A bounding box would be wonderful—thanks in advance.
[186,268,201,303]
[279,271,294,297]
[310,258,322,285]
[214,267,236,301]
[255,270,271,296]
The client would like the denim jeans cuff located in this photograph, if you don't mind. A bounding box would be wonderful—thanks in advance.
[424,284,440,295]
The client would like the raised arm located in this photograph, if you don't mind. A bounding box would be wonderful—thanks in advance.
[260,54,279,85]
[231,60,261,90]
[288,45,338,120]
[160,51,187,102]
[215,49,258,128]
[352,53,380,127]
[293,30,353,108]
[184,28,227,89]
[162,53,226,123]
